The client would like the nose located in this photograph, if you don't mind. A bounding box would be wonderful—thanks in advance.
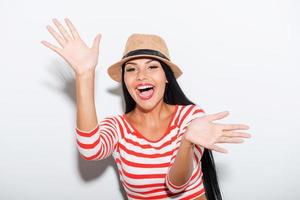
[136,69,147,81]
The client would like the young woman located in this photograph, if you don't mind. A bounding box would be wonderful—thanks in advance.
[41,18,251,200]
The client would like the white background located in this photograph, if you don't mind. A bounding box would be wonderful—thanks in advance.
[0,0,299,199]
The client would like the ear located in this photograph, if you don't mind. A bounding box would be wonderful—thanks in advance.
[166,80,169,83]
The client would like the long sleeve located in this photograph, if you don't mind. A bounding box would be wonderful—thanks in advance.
[75,116,119,161]
[165,104,206,193]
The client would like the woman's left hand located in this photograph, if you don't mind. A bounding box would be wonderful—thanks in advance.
[183,111,252,153]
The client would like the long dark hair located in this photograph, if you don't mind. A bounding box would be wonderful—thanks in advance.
[120,57,223,200]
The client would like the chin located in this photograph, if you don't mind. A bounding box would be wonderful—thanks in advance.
[136,101,156,110]
[135,98,164,111]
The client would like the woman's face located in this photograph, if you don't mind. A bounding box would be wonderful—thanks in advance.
[123,57,168,110]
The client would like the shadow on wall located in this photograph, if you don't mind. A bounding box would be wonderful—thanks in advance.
[77,153,128,200]
[43,60,127,199]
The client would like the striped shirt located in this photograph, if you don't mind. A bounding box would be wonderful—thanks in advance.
[75,104,207,200]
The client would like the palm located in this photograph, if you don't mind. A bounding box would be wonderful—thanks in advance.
[184,111,252,153]
[41,18,101,75]
[62,40,99,73]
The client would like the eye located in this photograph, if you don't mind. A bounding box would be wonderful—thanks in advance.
[149,65,158,69]
[125,67,135,72]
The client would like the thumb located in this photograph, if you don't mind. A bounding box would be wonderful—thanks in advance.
[92,33,101,51]
[209,111,229,121]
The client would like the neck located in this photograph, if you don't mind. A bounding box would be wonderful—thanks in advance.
[133,100,170,127]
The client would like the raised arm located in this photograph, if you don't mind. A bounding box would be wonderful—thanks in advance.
[75,70,119,161]
[41,17,101,131]
[75,116,119,161]
[41,18,120,160]
[75,71,98,131]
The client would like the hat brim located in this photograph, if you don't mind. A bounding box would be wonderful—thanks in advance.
[107,54,183,83]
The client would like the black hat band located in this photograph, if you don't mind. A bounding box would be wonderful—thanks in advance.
[122,49,170,60]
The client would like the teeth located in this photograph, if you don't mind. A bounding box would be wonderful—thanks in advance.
[137,85,154,90]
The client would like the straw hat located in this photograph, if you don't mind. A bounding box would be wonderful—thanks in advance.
[107,33,183,82]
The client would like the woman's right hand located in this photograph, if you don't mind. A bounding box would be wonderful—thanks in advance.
[41,18,101,75]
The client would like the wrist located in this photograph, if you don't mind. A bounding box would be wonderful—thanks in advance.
[182,133,194,148]
[76,69,95,79]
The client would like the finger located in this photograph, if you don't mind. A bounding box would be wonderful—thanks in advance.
[208,111,229,121]
[92,33,101,51]
[46,25,66,47]
[64,18,81,40]
[41,40,62,55]
[52,18,72,42]
[211,144,228,154]
[218,137,244,144]
[221,123,250,131]
[223,131,252,138]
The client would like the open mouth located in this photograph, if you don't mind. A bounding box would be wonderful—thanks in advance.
[136,86,155,100]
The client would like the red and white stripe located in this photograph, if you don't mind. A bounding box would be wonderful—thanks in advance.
[75,104,207,199]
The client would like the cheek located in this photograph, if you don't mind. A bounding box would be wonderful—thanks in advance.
[154,72,167,85]
[155,79,167,94]
[124,76,136,94]
[124,74,133,86]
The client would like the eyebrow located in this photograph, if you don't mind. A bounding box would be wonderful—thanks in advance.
[125,59,156,66]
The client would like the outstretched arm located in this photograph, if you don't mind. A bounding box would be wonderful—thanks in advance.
[165,105,206,193]
[166,137,195,189]
[165,105,252,193]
